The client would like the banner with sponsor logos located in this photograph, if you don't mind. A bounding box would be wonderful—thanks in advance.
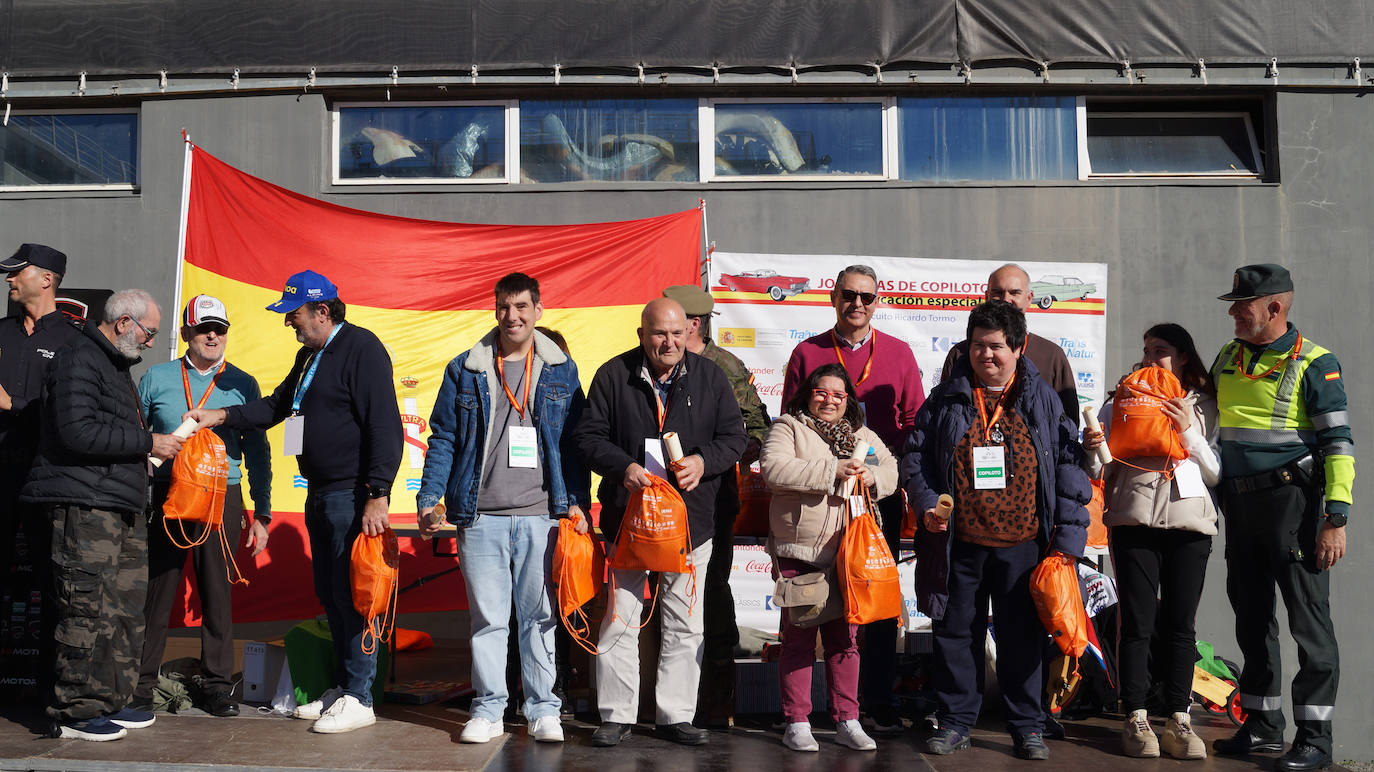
[709,252,1109,416]
[171,142,702,624]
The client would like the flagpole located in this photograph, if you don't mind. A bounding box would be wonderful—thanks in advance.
[169,129,194,362]
[698,198,711,289]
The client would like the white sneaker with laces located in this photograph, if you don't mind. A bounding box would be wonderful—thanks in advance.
[836,719,878,751]
[310,695,376,734]
[530,715,564,743]
[293,687,344,720]
[1122,708,1160,758]
[783,722,819,752]
[1160,712,1206,760]
[460,716,505,744]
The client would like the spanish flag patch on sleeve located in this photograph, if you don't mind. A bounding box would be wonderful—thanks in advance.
[1325,371,1341,381]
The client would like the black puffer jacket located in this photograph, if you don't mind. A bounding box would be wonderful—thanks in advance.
[21,322,152,514]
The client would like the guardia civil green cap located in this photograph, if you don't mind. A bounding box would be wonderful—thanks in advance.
[1218,264,1294,301]
[662,285,717,316]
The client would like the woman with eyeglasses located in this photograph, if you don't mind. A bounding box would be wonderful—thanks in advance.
[1082,323,1220,760]
[760,362,898,752]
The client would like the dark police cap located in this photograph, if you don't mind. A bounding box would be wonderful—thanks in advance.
[1217,263,1293,301]
[662,284,717,316]
[0,243,68,276]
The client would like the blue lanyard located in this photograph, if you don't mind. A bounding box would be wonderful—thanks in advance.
[291,323,343,413]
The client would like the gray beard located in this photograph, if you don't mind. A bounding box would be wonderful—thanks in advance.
[113,328,146,359]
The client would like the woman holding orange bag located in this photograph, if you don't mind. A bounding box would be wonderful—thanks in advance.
[1083,323,1220,760]
[761,363,898,753]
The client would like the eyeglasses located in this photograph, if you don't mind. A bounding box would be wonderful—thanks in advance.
[193,322,229,336]
[838,289,878,306]
[811,389,848,404]
[125,316,158,341]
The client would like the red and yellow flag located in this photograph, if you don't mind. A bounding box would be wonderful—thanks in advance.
[176,144,701,622]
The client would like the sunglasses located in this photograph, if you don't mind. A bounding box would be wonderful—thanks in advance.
[811,389,848,403]
[193,322,229,336]
[125,316,158,341]
[837,289,878,306]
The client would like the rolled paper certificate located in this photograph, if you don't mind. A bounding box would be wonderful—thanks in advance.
[1082,406,1114,464]
[420,502,447,542]
[842,440,870,496]
[150,417,199,469]
[662,431,685,463]
[934,493,954,524]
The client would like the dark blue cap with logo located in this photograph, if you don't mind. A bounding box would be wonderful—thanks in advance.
[266,270,338,313]
[1,243,68,276]
[1218,263,1294,301]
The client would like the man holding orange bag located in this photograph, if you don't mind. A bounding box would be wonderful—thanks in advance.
[575,297,746,748]
[416,272,590,745]
[901,301,1089,761]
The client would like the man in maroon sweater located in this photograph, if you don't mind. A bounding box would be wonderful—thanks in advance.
[781,264,925,735]
[940,264,1079,428]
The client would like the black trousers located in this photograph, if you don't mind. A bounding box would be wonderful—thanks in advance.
[698,488,739,718]
[1222,481,1338,754]
[1109,525,1212,713]
[858,492,905,717]
[136,480,245,699]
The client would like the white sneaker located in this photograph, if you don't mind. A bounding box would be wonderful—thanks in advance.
[1122,708,1160,758]
[836,719,878,751]
[460,716,505,744]
[1160,712,1206,760]
[293,687,344,720]
[782,722,820,752]
[310,695,376,734]
[530,715,565,743]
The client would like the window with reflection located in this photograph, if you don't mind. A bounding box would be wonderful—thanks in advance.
[898,97,1077,181]
[1086,112,1262,176]
[519,99,698,183]
[712,102,884,178]
[336,104,507,181]
[0,112,137,188]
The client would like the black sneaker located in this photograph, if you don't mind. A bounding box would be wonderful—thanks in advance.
[1043,714,1066,740]
[1014,731,1050,760]
[106,707,155,730]
[590,722,632,747]
[860,706,905,737]
[1274,743,1333,772]
[925,726,970,755]
[655,722,709,746]
[53,716,128,742]
[1213,726,1285,755]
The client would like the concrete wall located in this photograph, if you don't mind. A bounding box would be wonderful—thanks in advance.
[2,88,1369,758]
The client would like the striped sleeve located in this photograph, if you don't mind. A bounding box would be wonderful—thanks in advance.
[1303,352,1353,513]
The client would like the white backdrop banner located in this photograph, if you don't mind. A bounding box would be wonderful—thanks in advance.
[708,253,1109,417]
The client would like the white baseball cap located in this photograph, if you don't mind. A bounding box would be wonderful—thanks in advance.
[183,294,230,328]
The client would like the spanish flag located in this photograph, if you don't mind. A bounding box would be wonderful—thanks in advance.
[176,142,702,623]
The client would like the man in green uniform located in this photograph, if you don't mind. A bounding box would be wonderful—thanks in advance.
[1211,264,1351,772]
[661,284,768,727]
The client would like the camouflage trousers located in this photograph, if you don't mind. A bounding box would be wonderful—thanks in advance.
[45,504,147,722]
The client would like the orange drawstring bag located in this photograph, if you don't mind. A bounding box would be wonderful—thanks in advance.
[838,488,903,625]
[351,527,400,656]
[1108,366,1189,474]
[553,513,606,654]
[1029,552,1089,659]
[606,474,696,634]
[163,428,247,585]
[1085,478,1108,549]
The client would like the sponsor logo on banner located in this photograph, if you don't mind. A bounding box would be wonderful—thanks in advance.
[1058,337,1095,360]
[718,328,756,347]
[753,329,794,348]
[931,336,952,353]
[1076,371,1096,390]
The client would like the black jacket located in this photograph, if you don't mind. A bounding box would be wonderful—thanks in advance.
[575,349,747,549]
[225,323,402,492]
[21,322,152,514]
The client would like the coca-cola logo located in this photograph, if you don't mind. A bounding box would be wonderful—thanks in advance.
[744,559,772,574]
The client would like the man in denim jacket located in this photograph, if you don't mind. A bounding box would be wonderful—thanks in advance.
[417,272,590,744]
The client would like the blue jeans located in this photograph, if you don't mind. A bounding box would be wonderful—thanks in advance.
[304,488,377,707]
[459,513,560,721]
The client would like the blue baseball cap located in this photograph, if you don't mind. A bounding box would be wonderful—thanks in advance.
[266,270,338,313]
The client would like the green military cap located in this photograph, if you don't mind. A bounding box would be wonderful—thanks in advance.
[662,284,717,316]
[1218,264,1294,301]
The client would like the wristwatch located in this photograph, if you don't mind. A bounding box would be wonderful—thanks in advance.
[365,483,391,500]
[1325,511,1348,528]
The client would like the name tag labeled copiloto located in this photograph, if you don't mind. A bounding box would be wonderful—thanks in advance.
[972,445,1007,490]
[508,425,538,468]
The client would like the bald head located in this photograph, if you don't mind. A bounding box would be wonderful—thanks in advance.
[639,298,688,378]
[986,263,1032,311]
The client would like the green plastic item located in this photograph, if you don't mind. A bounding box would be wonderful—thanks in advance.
[284,618,388,706]
[1195,640,1236,681]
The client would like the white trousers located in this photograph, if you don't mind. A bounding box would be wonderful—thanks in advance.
[594,539,712,725]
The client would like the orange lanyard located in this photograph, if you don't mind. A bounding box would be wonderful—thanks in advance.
[495,347,534,421]
[832,330,875,386]
[652,382,671,432]
[973,371,1016,444]
[182,359,225,411]
[1232,332,1303,381]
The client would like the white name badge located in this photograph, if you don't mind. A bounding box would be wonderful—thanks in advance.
[848,494,868,516]
[508,425,538,468]
[282,414,305,456]
[973,446,1007,490]
[643,437,669,478]
[1172,458,1207,499]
